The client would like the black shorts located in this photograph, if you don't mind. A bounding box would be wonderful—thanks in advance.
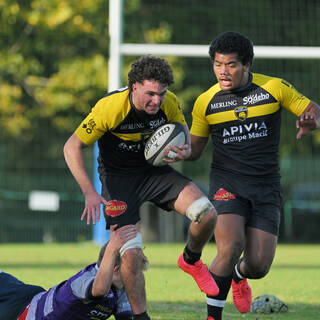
[101,166,191,228]
[0,271,45,319]
[208,169,282,235]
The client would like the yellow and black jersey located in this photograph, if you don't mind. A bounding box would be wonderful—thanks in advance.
[191,73,310,179]
[75,87,185,175]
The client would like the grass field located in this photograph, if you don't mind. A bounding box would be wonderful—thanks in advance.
[1,242,320,319]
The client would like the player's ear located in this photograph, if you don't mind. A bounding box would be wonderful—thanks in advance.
[244,62,251,71]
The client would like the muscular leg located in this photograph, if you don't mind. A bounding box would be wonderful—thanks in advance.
[206,214,246,320]
[240,227,278,279]
[120,248,147,315]
[174,182,216,251]
[210,214,246,276]
[174,182,219,296]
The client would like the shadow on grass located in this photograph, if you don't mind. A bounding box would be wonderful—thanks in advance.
[2,262,320,270]
[0,262,86,269]
[147,301,320,320]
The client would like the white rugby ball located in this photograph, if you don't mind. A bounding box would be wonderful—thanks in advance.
[144,122,186,166]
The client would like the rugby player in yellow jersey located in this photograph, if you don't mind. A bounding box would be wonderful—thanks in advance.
[169,32,320,320]
[63,55,219,320]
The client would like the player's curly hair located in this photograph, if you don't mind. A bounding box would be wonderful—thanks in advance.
[128,55,174,89]
[209,31,254,66]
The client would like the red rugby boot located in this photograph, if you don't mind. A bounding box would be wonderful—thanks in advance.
[177,254,219,296]
[231,278,252,313]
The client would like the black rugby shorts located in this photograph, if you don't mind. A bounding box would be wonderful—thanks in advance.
[101,166,191,229]
[208,170,282,235]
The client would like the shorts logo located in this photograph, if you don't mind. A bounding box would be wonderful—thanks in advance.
[213,188,236,201]
[105,200,127,217]
[234,106,248,121]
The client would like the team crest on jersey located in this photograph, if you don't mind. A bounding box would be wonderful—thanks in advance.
[105,200,127,217]
[213,188,236,201]
[234,106,248,121]
[82,118,96,134]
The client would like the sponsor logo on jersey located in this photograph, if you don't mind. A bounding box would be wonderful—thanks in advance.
[243,92,270,105]
[213,188,236,201]
[105,200,127,217]
[149,117,166,129]
[118,141,143,152]
[120,122,145,130]
[234,106,248,121]
[223,121,267,136]
[222,121,268,144]
[82,118,96,134]
[210,100,237,110]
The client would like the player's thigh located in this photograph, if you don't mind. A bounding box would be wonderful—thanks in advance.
[214,214,246,257]
[101,174,143,227]
[244,227,277,270]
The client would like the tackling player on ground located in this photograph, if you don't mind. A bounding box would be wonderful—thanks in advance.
[170,31,320,320]
[64,55,219,320]
[0,224,139,320]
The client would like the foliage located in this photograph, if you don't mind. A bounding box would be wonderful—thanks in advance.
[0,0,109,140]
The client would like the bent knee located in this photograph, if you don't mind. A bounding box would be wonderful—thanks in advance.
[121,248,148,271]
[186,196,216,224]
[245,261,271,279]
[217,241,244,267]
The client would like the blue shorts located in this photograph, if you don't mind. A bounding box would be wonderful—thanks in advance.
[209,170,282,235]
[0,270,45,320]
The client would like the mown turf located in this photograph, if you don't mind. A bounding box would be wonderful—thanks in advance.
[1,242,320,319]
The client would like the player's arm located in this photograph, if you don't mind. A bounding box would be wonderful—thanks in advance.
[187,134,209,160]
[63,133,108,224]
[296,101,320,139]
[91,225,138,297]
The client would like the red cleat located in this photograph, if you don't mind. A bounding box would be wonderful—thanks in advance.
[207,317,215,320]
[177,254,219,296]
[231,278,252,313]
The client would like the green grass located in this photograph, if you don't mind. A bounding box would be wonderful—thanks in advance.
[1,242,320,319]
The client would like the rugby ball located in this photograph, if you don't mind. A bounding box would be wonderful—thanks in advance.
[144,122,186,166]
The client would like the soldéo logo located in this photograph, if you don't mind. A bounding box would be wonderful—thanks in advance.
[243,92,270,105]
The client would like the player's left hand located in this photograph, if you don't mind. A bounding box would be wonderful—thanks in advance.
[162,144,191,163]
[296,111,319,139]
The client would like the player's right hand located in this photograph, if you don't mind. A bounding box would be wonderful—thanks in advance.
[81,191,109,225]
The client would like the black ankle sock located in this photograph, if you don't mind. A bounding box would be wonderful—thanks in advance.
[207,272,232,320]
[183,245,201,265]
[132,311,150,320]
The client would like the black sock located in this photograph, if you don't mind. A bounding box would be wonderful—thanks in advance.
[183,245,201,265]
[207,272,232,320]
[232,258,245,283]
[132,311,150,320]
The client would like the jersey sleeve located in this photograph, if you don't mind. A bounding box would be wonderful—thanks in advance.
[163,91,186,125]
[70,267,96,300]
[74,98,112,146]
[190,95,210,137]
[275,78,310,116]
